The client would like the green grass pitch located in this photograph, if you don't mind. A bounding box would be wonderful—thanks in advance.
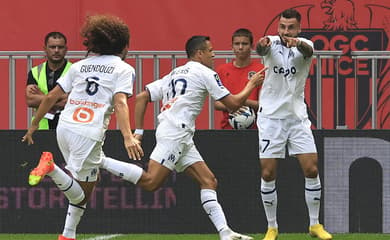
[1,233,390,240]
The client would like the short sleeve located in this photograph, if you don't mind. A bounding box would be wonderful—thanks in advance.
[57,66,75,93]
[146,78,165,102]
[115,66,135,97]
[26,71,36,85]
[202,70,230,101]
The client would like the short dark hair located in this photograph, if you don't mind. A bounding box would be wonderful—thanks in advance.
[185,35,210,58]
[280,8,301,23]
[81,14,130,55]
[44,32,67,45]
[232,28,253,45]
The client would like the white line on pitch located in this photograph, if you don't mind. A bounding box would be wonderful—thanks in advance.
[83,234,123,240]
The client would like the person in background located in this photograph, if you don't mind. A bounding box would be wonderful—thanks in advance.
[25,31,72,129]
[255,8,332,240]
[214,28,264,129]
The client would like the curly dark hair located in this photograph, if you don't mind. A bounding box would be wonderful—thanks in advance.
[81,14,130,55]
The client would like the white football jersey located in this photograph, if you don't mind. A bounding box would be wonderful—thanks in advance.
[146,61,230,132]
[259,35,313,120]
[57,55,135,141]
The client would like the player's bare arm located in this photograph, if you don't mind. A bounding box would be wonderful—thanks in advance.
[247,67,267,88]
[256,37,271,56]
[214,101,229,112]
[52,93,68,111]
[244,99,259,111]
[220,67,267,112]
[114,93,144,160]
[134,90,151,141]
[283,36,313,58]
[215,99,258,113]
[297,40,313,58]
[22,85,64,145]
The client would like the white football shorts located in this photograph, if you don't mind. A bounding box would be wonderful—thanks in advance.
[56,125,102,182]
[257,116,317,158]
[150,121,203,172]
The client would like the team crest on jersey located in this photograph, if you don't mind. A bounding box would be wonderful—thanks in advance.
[214,74,224,88]
[247,71,257,80]
[85,76,100,96]
[90,168,98,177]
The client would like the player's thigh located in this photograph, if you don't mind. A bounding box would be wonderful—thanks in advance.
[184,161,216,189]
[175,144,203,172]
[138,160,171,189]
[150,137,185,171]
[287,118,317,156]
[151,130,200,173]
[258,117,288,159]
[57,126,101,182]
[57,126,70,160]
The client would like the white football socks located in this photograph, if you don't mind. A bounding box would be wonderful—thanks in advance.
[261,179,278,228]
[48,165,85,204]
[305,175,321,226]
[200,189,228,233]
[62,203,86,239]
[101,157,143,184]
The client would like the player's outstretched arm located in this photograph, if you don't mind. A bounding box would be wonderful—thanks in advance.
[215,97,259,113]
[220,67,267,112]
[256,37,271,56]
[214,101,229,112]
[283,36,313,58]
[114,93,143,160]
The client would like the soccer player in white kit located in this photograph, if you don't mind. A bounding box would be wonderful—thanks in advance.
[255,9,332,240]
[134,36,266,240]
[22,15,144,240]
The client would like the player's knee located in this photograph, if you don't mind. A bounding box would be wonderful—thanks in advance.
[261,169,276,181]
[304,167,318,178]
[200,177,218,189]
[144,183,161,192]
[140,176,163,192]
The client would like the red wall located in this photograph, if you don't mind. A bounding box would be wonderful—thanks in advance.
[1,0,389,129]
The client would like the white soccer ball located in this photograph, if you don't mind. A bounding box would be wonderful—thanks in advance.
[228,106,256,129]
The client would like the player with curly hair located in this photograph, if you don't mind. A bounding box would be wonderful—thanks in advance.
[22,14,144,240]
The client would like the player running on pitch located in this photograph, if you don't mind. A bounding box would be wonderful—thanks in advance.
[22,15,144,240]
[133,35,266,240]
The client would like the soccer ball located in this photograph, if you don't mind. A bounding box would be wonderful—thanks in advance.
[228,106,256,129]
